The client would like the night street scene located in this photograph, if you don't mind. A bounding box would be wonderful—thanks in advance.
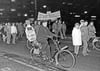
[0,0,100,71]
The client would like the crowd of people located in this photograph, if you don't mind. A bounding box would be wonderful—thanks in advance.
[0,18,96,59]
[25,19,67,60]
[0,22,24,44]
[0,19,67,60]
[72,20,96,56]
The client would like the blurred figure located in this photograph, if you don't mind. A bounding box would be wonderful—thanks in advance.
[6,23,11,44]
[0,24,3,40]
[88,21,96,39]
[34,21,41,35]
[52,20,58,35]
[72,23,82,56]
[3,23,8,42]
[11,23,17,44]
[80,21,90,56]
[58,19,63,39]
[61,21,67,39]
[17,22,24,39]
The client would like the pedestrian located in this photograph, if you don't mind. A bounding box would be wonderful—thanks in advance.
[52,20,58,35]
[6,23,11,44]
[88,21,96,39]
[58,19,63,39]
[3,23,8,42]
[11,23,17,44]
[17,22,24,39]
[80,20,90,56]
[61,21,67,39]
[72,23,82,56]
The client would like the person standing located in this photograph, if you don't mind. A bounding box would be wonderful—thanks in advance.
[80,21,90,56]
[57,19,63,39]
[6,23,11,44]
[11,23,17,44]
[72,23,82,56]
[61,21,67,39]
[52,20,58,35]
[88,21,96,39]
[17,22,24,39]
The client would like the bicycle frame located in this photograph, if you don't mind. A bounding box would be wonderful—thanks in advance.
[50,38,69,51]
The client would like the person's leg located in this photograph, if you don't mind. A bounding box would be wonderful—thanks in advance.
[82,40,88,56]
[7,33,11,44]
[50,41,56,59]
[76,46,80,55]
[12,33,16,44]
[62,29,65,39]
[59,30,64,39]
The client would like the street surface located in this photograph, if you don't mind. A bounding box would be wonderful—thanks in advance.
[0,37,100,71]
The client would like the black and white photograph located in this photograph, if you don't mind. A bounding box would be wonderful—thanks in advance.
[0,0,100,71]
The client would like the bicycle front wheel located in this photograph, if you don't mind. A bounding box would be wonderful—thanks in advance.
[55,50,75,69]
[94,40,100,51]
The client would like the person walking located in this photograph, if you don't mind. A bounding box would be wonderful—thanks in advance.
[17,22,24,39]
[72,23,82,56]
[61,21,67,39]
[11,23,17,44]
[6,23,11,44]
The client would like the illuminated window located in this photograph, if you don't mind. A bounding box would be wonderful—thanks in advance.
[17,13,21,16]
[11,0,16,2]
[31,1,34,4]
[0,13,3,15]
[0,9,4,11]
[11,9,16,12]
[24,14,28,17]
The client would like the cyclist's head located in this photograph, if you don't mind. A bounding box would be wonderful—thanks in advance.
[42,21,47,27]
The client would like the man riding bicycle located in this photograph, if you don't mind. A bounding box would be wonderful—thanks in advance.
[36,21,57,60]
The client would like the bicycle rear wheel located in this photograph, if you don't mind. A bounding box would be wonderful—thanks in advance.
[55,50,75,69]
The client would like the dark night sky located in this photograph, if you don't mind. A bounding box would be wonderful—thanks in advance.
[0,0,100,35]
[0,0,100,21]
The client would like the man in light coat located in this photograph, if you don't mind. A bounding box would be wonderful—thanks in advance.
[11,23,17,44]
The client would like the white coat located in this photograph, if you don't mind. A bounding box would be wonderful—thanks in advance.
[72,27,82,46]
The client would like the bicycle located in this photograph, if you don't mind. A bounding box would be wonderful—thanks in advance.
[26,37,76,69]
[91,37,100,51]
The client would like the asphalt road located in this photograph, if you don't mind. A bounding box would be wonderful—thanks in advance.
[0,37,100,71]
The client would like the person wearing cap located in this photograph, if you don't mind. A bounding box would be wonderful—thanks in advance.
[37,21,56,60]
[72,23,82,56]
[80,21,90,56]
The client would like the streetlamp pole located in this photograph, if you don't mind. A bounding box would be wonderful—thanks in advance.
[34,0,37,20]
